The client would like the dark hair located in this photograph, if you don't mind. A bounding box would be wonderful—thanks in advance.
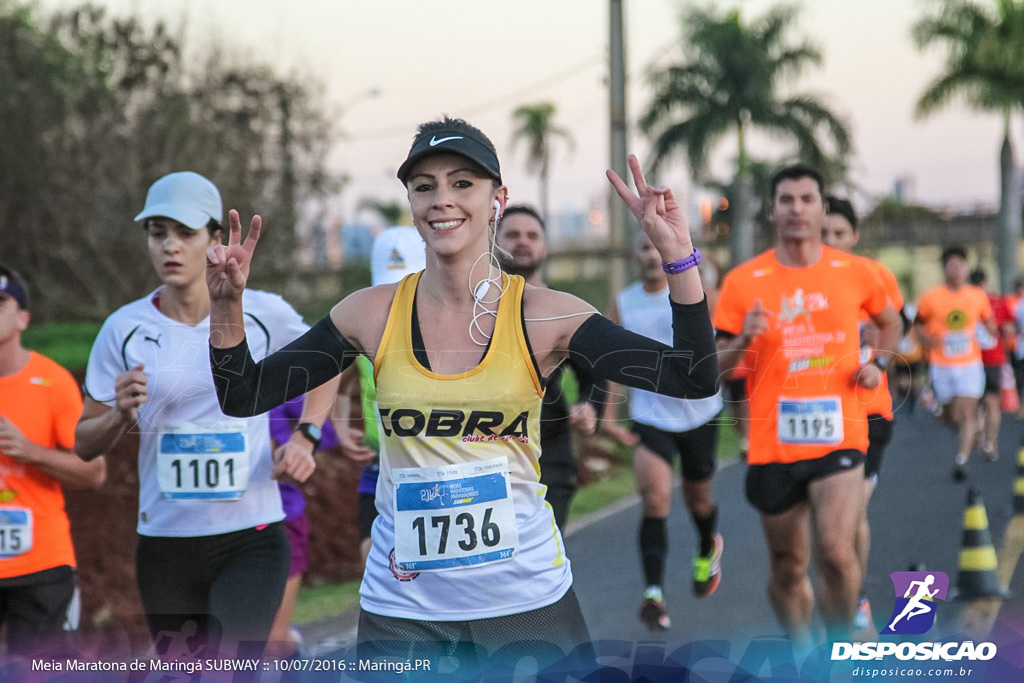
[0,264,29,310]
[941,245,968,265]
[968,268,987,286]
[770,163,825,200]
[825,196,858,231]
[399,116,501,186]
[497,204,546,233]
[416,116,495,149]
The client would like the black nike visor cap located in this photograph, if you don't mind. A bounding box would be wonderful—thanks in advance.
[397,126,502,185]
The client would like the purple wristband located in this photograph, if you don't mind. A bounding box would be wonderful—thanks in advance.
[661,248,702,274]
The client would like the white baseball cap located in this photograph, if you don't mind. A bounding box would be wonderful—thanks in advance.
[134,171,223,229]
[371,226,426,285]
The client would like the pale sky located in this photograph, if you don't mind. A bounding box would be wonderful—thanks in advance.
[43,0,1017,221]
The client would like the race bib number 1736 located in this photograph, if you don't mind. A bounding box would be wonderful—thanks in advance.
[393,458,519,572]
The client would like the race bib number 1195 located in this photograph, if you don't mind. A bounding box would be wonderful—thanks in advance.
[777,397,844,445]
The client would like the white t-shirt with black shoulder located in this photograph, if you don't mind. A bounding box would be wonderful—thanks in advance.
[617,281,723,432]
[84,287,309,537]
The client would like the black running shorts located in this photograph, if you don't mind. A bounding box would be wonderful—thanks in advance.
[746,449,865,515]
[632,419,719,482]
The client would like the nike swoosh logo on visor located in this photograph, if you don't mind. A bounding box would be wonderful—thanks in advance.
[429,135,463,146]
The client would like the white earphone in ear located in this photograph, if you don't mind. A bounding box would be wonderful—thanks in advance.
[493,199,502,218]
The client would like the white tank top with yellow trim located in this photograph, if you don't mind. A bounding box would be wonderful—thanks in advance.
[358,272,573,620]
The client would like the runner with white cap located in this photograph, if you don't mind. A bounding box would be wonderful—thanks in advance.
[75,171,338,660]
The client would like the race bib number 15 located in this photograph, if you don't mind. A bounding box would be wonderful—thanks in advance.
[0,508,33,557]
[393,458,519,572]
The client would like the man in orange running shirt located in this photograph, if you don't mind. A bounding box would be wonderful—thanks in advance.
[713,166,901,651]
[0,265,106,656]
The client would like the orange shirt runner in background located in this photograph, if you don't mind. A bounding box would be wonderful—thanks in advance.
[714,246,890,466]
[915,285,993,368]
[0,352,82,579]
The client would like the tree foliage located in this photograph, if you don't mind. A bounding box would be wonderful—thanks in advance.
[0,1,339,321]
[640,4,850,183]
[510,102,573,224]
[913,0,1024,292]
[913,0,1024,116]
[640,3,851,266]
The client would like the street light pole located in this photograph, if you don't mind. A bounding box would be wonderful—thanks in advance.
[608,0,630,303]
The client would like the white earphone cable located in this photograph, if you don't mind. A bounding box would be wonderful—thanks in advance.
[466,209,598,347]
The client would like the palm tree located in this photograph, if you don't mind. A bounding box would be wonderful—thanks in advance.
[511,102,574,225]
[641,5,851,266]
[914,0,1024,293]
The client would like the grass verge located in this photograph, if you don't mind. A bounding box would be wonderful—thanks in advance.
[21,321,101,371]
[293,579,363,625]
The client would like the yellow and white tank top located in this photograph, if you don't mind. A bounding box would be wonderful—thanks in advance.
[358,272,573,620]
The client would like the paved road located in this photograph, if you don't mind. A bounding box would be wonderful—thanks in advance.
[304,403,1024,679]
[565,402,1024,649]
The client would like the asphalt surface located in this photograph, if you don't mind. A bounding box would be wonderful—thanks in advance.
[303,400,1024,678]
[566,403,1024,646]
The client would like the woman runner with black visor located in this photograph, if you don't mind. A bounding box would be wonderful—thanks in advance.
[206,117,718,668]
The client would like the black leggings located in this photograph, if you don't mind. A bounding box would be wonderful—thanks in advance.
[136,523,289,659]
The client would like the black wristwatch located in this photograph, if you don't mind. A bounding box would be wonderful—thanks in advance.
[295,422,323,451]
[872,356,889,371]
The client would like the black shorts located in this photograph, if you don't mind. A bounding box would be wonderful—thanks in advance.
[984,365,1001,394]
[746,449,865,515]
[632,419,719,482]
[136,522,289,658]
[357,587,592,669]
[865,414,894,481]
[0,565,75,656]
[358,492,378,541]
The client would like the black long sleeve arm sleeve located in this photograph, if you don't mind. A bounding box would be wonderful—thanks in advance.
[566,297,719,399]
[210,315,360,417]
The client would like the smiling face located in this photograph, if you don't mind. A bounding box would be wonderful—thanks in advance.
[405,153,504,259]
[146,218,221,288]
[770,176,827,243]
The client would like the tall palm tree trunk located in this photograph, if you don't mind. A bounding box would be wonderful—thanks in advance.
[540,153,550,227]
[731,117,756,267]
[999,113,1021,294]
[732,171,756,267]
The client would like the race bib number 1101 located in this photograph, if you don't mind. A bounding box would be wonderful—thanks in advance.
[157,430,250,500]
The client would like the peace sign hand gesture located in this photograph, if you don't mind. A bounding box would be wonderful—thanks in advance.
[206,209,261,303]
[606,154,693,263]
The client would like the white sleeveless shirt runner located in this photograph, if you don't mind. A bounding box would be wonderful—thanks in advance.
[618,281,722,432]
